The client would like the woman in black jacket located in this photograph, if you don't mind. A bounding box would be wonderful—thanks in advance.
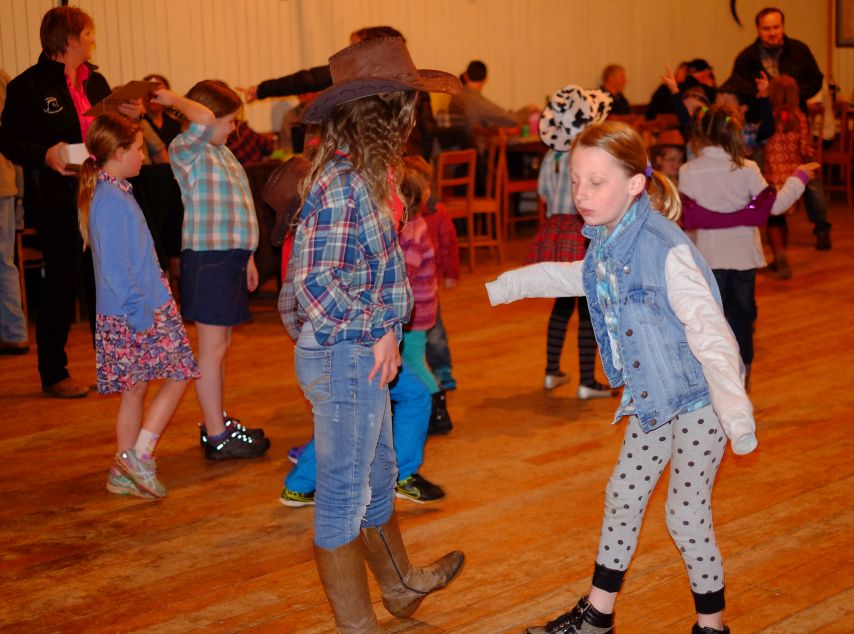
[0,6,141,398]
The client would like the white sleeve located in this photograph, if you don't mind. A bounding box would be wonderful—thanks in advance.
[770,175,807,215]
[485,261,585,305]
[665,244,758,455]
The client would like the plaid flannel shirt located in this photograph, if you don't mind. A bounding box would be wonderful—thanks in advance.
[169,123,259,252]
[538,149,577,217]
[280,153,412,346]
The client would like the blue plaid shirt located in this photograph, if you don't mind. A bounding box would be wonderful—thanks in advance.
[291,153,412,346]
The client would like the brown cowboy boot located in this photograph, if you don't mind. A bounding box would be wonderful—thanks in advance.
[361,512,465,618]
[314,539,382,633]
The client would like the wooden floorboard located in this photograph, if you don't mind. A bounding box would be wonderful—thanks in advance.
[1,202,852,633]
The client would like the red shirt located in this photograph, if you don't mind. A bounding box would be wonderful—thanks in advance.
[66,64,94,141]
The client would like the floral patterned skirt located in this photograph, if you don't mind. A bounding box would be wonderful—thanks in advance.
[95,283,199,394]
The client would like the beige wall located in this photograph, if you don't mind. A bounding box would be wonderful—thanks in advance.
[1,0,850,131]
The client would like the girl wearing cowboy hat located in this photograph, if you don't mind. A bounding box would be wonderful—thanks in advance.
[285,37,464,632]
[528,85,617,399]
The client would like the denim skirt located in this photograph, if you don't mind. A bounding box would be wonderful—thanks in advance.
[180,249,251,326]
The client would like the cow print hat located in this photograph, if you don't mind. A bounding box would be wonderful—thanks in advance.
[539,85,613,152]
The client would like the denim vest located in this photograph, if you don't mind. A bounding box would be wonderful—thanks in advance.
[581,194,721,432]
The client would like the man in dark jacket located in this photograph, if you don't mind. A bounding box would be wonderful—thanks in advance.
[0,6,138,397]
[242,26,438,160]
[731,6,831,250]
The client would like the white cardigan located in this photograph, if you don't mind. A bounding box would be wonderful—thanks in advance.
[486,252,758,455]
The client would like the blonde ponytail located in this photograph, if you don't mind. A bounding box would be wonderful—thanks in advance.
[647,169,681,222]
[77,157,98,249]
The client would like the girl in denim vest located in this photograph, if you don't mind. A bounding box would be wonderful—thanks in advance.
[487,121,757,634]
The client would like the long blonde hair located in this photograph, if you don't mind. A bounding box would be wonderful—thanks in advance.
[78,113,141,248]
[301,91,418,218]
[573,121,681,221]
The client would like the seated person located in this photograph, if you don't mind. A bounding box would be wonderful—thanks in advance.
[601,64,631,115]
[646,61,688,119]
[649,137,685,186]
[142,74,182,145]
[448,61,537,139]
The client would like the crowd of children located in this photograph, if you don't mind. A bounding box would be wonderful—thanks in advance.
[17,5,832,632]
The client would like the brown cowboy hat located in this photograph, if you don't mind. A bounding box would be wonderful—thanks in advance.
[303,37,461,124]
[263,156,311,246]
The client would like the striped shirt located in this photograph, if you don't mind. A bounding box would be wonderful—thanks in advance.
[169,123,259,252]
[290,152,412,346]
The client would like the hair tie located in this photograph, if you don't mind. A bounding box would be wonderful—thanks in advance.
[724,116,731,125]
[644,163,653,178]
[698,105,709,115]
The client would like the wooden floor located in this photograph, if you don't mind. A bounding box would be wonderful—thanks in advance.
[1,203,853,633]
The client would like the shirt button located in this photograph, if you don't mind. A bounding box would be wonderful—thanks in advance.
[623,265,631,274]
[626,329,633,336]
[632,360,640,368]
[640,391,648,398]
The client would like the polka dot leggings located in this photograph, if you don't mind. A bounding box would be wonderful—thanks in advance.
[596,404,727,596]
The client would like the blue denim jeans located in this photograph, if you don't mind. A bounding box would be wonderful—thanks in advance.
[0,197,27,343]
[426,306,456,390]
[294,324,397,549]
[285,362,430,491]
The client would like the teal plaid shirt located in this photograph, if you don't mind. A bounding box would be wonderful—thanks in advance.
[169,123,259,252]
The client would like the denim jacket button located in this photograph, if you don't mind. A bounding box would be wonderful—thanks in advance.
[649,418,657,425]
[640,390,648,398]
[626,329,633,336]
[623,265,630,274]
[632,360,640,368]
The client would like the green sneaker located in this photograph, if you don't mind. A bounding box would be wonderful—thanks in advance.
[106,468,155,499]
[395,473,446,504]
[279,487,315,507]
[115,449,167,498]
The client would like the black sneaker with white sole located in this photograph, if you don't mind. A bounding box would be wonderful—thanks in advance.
[199,412,266,448]
[204,429,271,460]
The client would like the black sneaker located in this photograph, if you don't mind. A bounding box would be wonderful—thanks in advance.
[428,390,453,436]
[395,472,446,503]
[524,596,614,634]
[199,412,266,448]
[205,429,271,460]
[815,230,831,251]
[692,625,730,634]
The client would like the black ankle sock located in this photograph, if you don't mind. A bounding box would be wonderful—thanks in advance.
[592,563,626,593]
[693,587,725,614]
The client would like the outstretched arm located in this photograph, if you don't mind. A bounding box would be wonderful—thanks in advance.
[486,261,584,305]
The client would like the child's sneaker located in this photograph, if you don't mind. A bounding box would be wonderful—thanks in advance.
[577,382,617,400]
[279,487,315,507]
[105,468,154,499]
[287,444,307,464]
[427,390,453,436]
[205,429,271,460]
[524,596,614,633]
[198,411,266,448]
[115,449,167,498]
[544,371,570,390]
[395,473,446,503]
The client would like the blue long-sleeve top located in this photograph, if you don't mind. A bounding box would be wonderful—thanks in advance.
[89,176,169,331]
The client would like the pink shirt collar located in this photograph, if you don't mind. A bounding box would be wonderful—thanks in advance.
[66,63,95,141]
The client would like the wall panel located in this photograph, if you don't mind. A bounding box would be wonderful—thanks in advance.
[1,0,847,132]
